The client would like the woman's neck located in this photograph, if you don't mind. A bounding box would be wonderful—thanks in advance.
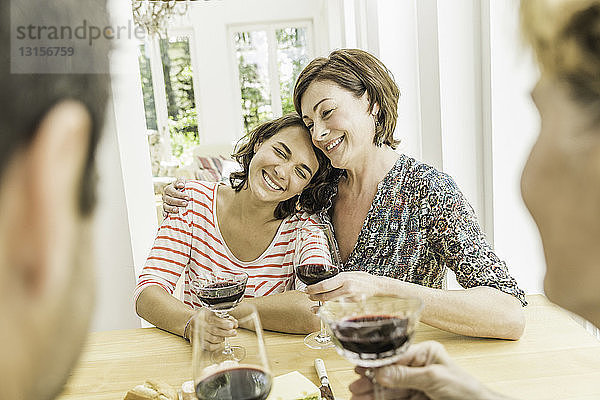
[222,185,279,226]
[343,146,400,193]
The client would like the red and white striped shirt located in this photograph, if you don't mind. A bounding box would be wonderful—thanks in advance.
[134,181,329,309]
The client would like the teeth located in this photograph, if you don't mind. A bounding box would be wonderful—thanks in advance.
[326,136,343,151]
[263,171,282,190]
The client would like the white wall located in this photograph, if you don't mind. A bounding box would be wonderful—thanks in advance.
[489,1,545,293]
[376,0,421,160]
[373,0,545,293]
[91,0,157,331]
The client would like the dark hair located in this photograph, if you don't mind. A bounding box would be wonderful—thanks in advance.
[293,48,400,149]
[229,114,339,219]
[0,0,110,216]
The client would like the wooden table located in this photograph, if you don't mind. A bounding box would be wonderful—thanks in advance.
[58,295,600,399]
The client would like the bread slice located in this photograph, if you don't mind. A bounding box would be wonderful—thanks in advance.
[123,379,177,400]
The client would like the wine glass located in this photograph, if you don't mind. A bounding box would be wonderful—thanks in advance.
[319,295,424,400]
[192,305,272,400]
[192,270,248,362]
[294,223,341,349]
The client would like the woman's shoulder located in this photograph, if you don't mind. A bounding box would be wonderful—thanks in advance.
[181,180,222,205]
[392,155,459,197]
[184,180,219,193]
[283,211,323,227]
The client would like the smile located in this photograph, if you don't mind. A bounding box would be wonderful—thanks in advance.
[325,135,344,152]
[262,170,283,191]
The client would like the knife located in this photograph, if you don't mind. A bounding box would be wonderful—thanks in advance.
[314,358,335,400]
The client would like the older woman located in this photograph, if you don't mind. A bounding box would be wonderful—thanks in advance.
[164,50,526,340]
[349,0,600,398]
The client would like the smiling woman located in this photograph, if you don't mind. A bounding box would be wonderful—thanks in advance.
[291,49,527,341]
[134,114,341,340]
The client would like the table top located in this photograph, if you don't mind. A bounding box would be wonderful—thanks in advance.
[57,295,600,400]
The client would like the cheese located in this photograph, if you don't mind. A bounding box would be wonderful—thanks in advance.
[267,371,321,400]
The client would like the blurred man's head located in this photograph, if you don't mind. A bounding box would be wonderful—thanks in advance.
[0,0,109,399]
[521,0,600,327]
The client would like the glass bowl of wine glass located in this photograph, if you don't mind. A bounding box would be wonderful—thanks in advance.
[319,295,423,399]
[192,305,272,400]
[319,295,423,367]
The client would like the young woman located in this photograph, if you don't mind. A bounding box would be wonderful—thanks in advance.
[349,0,600,398]
[165,49,526,340]
[135,114,337,341]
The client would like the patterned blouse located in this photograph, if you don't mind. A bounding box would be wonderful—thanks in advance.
[318,154,527,306]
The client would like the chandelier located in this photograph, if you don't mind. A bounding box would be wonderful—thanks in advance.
[132,0,190,37]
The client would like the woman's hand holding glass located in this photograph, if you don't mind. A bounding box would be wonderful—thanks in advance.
[305,271,388,303]
[294,223,340,349]
[192,270,248,362]
[189,311,238,351]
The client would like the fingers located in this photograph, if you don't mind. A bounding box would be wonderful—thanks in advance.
[349,376,373,396]
[174,178,186,189]
[306,272,377,301]
[201,315,238,351]
[393,341,446,368]
[207,313,238,330]
[162,180,190,212]
[305,274,346,302]
[375,364,433,392]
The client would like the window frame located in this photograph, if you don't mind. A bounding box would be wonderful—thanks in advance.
[228,20,314,134]
[137,28,200,160]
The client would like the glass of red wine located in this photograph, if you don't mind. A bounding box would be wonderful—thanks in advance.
[192,270,248,362]
[294,223,341,349]
[319,295,424,399]
[192,305,272,400]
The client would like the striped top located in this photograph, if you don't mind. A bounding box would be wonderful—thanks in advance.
[134,181,329,309]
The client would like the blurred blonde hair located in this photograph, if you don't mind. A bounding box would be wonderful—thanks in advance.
[521,0,600,104]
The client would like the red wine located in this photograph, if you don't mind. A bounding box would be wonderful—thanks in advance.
[195,367,272,400]
[330,315,410,366]
[296,264,339,285]
[197,281,245,311]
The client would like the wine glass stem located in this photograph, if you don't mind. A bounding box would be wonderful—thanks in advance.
[317,301,329,341]
[216,311,233,355]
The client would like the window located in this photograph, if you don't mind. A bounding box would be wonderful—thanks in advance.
[137,33,199,181]
[231,22,312,133]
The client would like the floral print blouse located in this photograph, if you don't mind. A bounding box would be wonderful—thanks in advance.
[318,154,527,306]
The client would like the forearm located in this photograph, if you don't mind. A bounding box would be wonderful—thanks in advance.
[232,290,319,334]
[135,285,195,339]
[381,279,525,339]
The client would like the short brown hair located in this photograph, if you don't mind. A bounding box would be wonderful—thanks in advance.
[0,0,110,216]
[293,49,400,149]
[521,0,600,107]
[229,114,339,219]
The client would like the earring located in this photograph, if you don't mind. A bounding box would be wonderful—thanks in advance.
[295,195,302,211]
